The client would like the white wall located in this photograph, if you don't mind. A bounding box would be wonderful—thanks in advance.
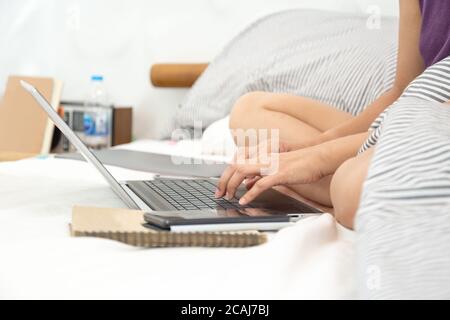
[0,0,398,139]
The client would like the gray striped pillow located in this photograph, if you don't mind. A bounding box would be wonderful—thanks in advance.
[360,56,450,153]
[175,9,398,131]
[356,97,450,299]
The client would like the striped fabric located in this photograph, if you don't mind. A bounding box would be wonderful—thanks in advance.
[359,56,450,153]
[357,57,450,298]
[176,9,398,131]
[356,98,450,299]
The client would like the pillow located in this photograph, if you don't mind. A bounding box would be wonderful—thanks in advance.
[356,98,450,299]
[175,9,398,131]
[200,116,235,158]
[359,55,450,153]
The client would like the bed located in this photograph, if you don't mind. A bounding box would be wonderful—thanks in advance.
[0,136,355,299]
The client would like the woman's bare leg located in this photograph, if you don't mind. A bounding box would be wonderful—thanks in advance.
[229,91,353,147]
[330,148,375,229]
[281,148,374,225]
[286,176,334,207]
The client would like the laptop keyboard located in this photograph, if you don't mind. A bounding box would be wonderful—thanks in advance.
[143,179,252,211]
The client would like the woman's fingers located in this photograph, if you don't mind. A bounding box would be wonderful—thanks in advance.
[215,164,237,197]
[244,176,261,190]
[225,171,247,200]
[217,145,253,198]
[239,175,278,205]
[225,164,264,199]
[217,139,284,199]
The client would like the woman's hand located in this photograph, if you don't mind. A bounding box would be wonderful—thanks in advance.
[216,132,371,206]
[215,146,328,205]
[221,138,292,192]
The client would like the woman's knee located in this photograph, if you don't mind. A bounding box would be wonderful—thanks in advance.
[330,149,374,229]
[229,91,269,130]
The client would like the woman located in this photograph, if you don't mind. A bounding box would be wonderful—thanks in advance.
[215,0,450,229]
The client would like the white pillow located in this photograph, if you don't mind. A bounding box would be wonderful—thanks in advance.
[201,116,235,158]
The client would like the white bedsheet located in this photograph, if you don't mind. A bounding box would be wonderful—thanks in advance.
[0,140,356,299]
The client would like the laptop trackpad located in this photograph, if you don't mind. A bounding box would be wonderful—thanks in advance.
[236,188,323,213]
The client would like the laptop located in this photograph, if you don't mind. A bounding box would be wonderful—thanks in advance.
[21,80,323,231]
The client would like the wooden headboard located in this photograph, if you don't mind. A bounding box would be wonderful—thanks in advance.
[150,63,208,88]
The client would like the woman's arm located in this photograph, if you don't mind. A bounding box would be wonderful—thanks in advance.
[238,132,370,205]
[317,0,425,143]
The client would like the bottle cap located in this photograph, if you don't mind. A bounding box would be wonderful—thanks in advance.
[91,75,104,81]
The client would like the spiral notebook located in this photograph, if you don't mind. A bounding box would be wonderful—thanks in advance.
[71,206,267,248]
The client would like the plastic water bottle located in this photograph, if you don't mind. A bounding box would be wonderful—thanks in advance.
[83,75,112,149]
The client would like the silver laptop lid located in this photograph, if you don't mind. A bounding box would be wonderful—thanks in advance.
[20,80,139,209]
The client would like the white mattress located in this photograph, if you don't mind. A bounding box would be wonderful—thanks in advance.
[0,140,356,299]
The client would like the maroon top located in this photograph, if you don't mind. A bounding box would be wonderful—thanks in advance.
[419,0,450,67]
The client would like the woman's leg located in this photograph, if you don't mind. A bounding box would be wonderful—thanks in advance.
[277,145,373,217]
[281,148,374,226]
[286,176,334,208]
[330,148,375,229]
[229,91,353,147]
